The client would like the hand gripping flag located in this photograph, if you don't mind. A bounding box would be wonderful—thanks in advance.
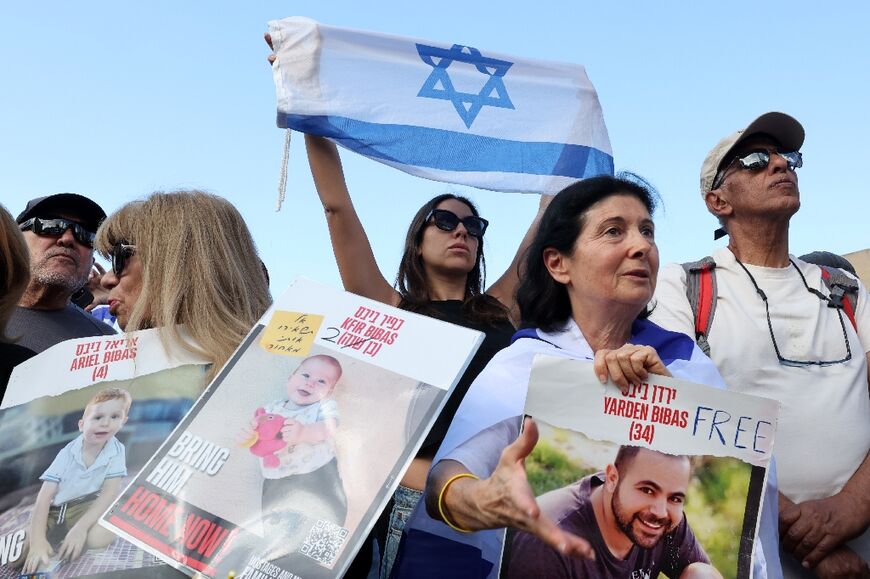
[269,17,613,196]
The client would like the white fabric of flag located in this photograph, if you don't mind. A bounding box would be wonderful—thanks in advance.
[268,17,613,194]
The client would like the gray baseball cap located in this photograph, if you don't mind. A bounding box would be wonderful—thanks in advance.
[700,112,805,194]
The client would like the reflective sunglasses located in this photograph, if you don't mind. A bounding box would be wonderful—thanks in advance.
[424,209,489,238]
[110,242,137,276]
[19,217,96,247]
[712,149,803,190]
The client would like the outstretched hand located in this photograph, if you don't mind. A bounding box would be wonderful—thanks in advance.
[462,419,595,560]
[593,344,670,394]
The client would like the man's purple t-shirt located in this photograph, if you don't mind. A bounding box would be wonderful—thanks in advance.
[506,473,709,579]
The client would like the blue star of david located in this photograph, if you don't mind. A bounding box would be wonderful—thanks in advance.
[416,43,515,129]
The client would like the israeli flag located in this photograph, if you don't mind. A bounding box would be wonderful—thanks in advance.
[268,17,613,194]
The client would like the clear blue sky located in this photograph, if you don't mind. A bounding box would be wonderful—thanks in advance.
[2,1,867,297]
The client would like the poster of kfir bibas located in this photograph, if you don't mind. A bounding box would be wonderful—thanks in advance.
[101,278,483,579]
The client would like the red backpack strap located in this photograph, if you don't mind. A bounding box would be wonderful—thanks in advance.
[681,257,718,356]
[819,266,858,332]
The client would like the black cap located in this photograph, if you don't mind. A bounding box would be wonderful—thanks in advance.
[17,193,107,232]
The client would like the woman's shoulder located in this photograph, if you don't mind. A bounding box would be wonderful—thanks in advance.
[482,326,586,369]
[0,341,36,364]
[0,342,36,394]
[411,296,514,331]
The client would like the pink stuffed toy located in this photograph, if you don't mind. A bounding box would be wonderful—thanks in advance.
[243,407,287,468]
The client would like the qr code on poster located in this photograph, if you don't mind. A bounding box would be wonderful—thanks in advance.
[300,519,350,568]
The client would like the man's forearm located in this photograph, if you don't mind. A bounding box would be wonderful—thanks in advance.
[838,446,870,529]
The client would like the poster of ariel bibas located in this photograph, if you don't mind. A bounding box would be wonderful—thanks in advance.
[501,355,780,579]
[0,329,210,579]
[101,277,484,579]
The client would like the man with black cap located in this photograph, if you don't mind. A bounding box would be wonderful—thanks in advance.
[10,193,115,352]
[651,113,870,577]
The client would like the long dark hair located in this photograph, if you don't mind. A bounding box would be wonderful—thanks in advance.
[517,175,659,332]
[396,194,509,324]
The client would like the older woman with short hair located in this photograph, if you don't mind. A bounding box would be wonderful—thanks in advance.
[393,175,779,578]
[96,190,271,382]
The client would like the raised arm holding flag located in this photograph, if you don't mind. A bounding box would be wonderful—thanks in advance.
[266,17,616,576]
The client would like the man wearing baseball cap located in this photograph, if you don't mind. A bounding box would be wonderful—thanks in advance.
[10,193,115,353]
[651,113,870,576]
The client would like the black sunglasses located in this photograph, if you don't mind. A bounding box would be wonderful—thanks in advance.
[19,217,96,247]
[424,209,489,238]
[712,149,803,190]
[110,242,137,276]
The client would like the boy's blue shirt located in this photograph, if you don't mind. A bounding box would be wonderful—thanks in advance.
[40,433,127,505]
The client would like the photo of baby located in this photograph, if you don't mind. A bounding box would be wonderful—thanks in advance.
[22,388,132,574]
[123,328,456,579]
[243,354,348,525]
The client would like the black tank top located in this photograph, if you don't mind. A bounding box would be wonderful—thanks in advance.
[416,300,514,457]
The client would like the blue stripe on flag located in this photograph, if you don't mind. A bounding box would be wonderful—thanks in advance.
[630,318,696,365]
[511,321,697,365]
[279,114,614,179]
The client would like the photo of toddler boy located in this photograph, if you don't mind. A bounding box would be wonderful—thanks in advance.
[22,387,132,574]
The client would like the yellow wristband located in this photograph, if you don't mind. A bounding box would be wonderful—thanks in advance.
[437,472,480,533]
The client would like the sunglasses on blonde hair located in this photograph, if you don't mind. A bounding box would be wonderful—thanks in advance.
[110,242,137,276]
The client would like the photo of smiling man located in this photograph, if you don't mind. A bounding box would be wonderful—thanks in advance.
[507,445,722,579]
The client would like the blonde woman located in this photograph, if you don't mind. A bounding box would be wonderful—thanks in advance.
[96,190,271,382]
[0,203,35,393]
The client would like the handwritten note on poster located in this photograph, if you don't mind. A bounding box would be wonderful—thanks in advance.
[260,311,324,356]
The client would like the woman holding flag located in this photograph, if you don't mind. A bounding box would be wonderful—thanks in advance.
[304,133,549,577]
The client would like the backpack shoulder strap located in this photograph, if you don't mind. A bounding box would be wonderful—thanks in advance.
[818,265,859,332]
[681,257,718,356]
